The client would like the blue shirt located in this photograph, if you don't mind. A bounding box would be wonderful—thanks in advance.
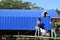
[40,16,52,30]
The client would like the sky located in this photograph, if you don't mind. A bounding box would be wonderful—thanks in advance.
[22,0,60,10]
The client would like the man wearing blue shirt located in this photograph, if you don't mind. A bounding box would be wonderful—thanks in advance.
[41,11,53,40]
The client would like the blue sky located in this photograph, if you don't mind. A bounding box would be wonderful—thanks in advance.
[22,0,60,10]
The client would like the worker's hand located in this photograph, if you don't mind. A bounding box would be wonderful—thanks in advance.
[50,22,52,24]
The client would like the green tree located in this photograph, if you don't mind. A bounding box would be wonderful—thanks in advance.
[0,0,43,10]
[55,8,60,15]
[31,3,44,10]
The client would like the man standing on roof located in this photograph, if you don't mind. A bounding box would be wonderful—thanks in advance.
[40,10,53,40]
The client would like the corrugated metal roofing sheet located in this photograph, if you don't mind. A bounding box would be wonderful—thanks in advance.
[0,10,59,30]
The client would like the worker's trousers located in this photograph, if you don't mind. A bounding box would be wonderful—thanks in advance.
[51,29,56,38]
[35,26,40,36]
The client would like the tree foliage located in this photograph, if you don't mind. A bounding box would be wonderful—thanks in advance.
[55,8,60,15]
[0,0,43,10]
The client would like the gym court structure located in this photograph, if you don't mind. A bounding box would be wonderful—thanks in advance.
[0,9,60,40]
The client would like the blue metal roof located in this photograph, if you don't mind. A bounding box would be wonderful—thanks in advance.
[0,10,43,17]
[0,10,59,30]
[0,10,59,17]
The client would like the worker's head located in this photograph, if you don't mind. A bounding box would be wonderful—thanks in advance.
[43,12,48,17]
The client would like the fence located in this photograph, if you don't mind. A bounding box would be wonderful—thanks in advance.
[2,35,60,40]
